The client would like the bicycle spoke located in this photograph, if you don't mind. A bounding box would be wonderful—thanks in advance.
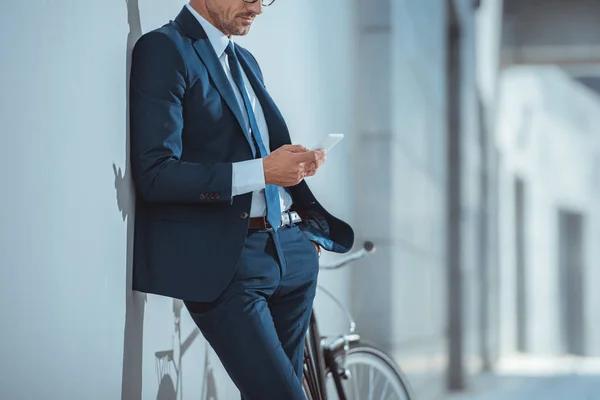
[350,365,361,400]
[367,365,375,400]
[351,364,360,399]
[375,368,386,397]
[325,345,412,400]
[380,379,390,400]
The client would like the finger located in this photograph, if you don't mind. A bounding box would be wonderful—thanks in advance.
[307,150,326,161]
[303,163,317,175]
[297,166,306,181]
[306,159,324,170]
[311,158,325,168]
[281,144,309,153]
[304,162,318,171]
[305,168,317,177]
[295,150,322,163]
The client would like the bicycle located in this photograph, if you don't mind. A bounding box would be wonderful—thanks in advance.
[153,241,413,400]
[302,241,415,400]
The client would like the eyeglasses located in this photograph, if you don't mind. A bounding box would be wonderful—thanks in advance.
[243,0,276,6]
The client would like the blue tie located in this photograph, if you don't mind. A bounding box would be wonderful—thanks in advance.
[225,42,282,231]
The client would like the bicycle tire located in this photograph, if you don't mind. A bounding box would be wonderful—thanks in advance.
[328,341,415,400]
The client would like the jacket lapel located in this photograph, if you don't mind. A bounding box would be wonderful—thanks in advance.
[236,50,292,152]
[174,8,255,154]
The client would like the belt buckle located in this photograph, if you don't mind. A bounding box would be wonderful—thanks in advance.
[262,212,298,231]
[282,212,290,227]
[284,210,297,227]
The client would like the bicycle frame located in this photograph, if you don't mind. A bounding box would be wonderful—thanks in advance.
[304,310,364,400]
[303,242,375,400]
[304,312,329,399]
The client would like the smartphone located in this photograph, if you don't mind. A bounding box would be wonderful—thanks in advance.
[312,133,344,152]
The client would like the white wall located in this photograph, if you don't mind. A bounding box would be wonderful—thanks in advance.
[0,1,357,398]
[496,66,600,357]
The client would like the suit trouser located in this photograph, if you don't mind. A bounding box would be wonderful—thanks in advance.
[185,224,319,400]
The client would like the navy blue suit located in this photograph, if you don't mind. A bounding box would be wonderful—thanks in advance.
[129,6,354,399]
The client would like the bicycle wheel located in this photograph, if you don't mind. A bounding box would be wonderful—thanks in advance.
[327,342,414,400]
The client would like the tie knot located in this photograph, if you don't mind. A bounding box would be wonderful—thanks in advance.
[225,41,236,58]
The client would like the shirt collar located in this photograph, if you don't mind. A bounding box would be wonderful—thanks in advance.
[185,3,232,58]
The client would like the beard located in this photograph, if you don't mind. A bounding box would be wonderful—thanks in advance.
[221,19,251,36]
[206,6,254,36]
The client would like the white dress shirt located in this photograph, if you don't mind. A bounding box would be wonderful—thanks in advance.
[186,4,293,217]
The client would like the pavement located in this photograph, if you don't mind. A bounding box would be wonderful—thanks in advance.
[441,355,600,400]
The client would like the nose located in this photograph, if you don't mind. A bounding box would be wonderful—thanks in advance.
[246,1,263,15]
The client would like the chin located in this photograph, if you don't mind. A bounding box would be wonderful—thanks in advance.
[233,26,251,36]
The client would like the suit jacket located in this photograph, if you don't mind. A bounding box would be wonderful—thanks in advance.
[129,6,354,302]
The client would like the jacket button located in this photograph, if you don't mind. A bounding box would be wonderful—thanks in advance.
[240,212,249,219]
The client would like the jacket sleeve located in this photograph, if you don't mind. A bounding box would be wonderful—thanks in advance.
[129,32,233,204]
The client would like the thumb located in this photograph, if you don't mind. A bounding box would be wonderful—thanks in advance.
[280,144,309,153]
[295,149,321,163]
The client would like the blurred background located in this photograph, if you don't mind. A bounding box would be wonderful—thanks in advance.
[1,0,600,399]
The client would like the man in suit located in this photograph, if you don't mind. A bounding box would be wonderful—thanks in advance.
[129,0,354,398]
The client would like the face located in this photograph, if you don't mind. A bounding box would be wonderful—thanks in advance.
[201,0,263,36]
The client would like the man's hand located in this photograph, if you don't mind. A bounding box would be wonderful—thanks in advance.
[312,241,321,258]
[263,145,326,187]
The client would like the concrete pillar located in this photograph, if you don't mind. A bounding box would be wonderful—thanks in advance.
[350,0,394,348]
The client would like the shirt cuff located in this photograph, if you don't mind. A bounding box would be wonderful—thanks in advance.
[232,159,266,196]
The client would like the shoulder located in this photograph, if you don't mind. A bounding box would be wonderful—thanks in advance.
[132,23,190,71]
[133,21,189,58]
[130,24,192,89]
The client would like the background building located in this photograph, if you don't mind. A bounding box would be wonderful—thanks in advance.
[0,0,599,399]
[496,65,600,358]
